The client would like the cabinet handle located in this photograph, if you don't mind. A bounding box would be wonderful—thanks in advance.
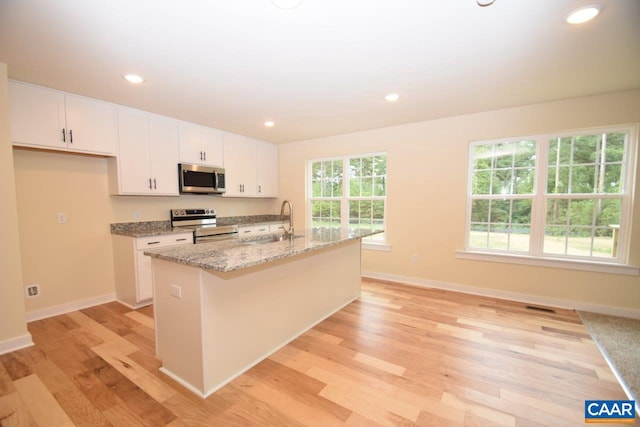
[149,178,153,189]
[62,128,66,142]
[243,230,251,233]
[176,238,188,242]
[69,129,73,143]
[200,151,203,161]
[147,241,161,245]
[203,151,207,161]
[258,185,262,193]
[153,178,157,189]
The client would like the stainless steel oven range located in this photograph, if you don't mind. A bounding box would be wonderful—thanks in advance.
[170,208,238,243]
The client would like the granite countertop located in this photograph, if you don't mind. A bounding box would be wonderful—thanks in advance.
[110,215,288,237]
[144,228,379,273]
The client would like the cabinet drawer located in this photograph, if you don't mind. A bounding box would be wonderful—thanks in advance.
[238,225,270,236]
[135,233,193,250]
[269,222,285,232]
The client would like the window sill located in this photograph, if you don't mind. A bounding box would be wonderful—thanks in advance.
[455,250,640,276]
[362,242,392,252]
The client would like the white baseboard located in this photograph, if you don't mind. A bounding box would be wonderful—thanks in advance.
[0,333,34,356]
[26,293,116,322]
[362,271,640,319]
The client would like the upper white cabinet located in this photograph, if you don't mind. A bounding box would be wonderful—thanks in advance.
[109,106,180,196]
[256,140,278,197]
[179,121,223,167]
[9,80,116,156]
[223,133,278,198]
[223,133,257,197]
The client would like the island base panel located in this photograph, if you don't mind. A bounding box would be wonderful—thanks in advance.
[152,239,362,397]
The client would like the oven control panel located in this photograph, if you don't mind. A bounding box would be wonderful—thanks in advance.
[171,208,216,218]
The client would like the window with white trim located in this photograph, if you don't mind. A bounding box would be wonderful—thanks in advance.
[466,126,636,262]
[309,153,387,243]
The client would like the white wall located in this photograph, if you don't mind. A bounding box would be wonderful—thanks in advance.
[279,89,640,316]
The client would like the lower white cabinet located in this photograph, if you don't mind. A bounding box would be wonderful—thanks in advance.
[112,233,192,308]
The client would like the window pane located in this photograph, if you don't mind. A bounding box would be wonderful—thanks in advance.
[495,142,514,169]
[605,133,625,162]
[488,224,508,250]
[471,199,489,223]
[595,199,621,227]
[361,177,373,196]
[512,199,531,224]
[514,140,536,168]
[548,137,572,166]
[472,170,491,195]
[569,199,594,226]
[544,226,567,254]
[350,178,361,196]
[490,200,509,223]
[492,169,512,195]
[546,199,568,225]
[566,227,593,256]
[547,166,569,194]
[509,226,530,251]
[372,200,385,220]
[570,165,595,193]
[469,224,489,249]
[312,180,322,197]
[362,157,374,176]
[374,156,387,176]
[349,158,361,177]
[373,177,386,196]
[603,164,622,193]
[514,168,534,194]
[573,135,598,164]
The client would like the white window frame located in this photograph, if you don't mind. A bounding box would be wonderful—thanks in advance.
[307,152,389,250]
[460,124,639,274]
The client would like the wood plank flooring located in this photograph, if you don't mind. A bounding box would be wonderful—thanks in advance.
[0,279,629,426]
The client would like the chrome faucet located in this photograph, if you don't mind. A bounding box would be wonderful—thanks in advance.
[280,200,294,236]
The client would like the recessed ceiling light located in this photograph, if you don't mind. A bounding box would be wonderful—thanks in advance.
[385,93,400,102]
[477,0,496,6]
[271,0,302,9]
[264,121,275,127]
[124,74,144,84]
[566,5,601,24]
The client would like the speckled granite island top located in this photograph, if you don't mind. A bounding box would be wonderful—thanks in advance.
[144,228,379,273]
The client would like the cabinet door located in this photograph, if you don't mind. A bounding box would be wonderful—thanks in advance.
[256,140,278,197]
[135,250,154,301]
[64,94,117,155]
[9,81,66,149]
[200,126,224,167]
[178,121,203,164]
[115,106,152,194]
[149,114,179,195]
[223,133,257,197]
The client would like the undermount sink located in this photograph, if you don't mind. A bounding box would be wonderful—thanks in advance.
[241,234,302,245]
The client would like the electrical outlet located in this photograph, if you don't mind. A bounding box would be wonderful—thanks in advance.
[134,210,142,220]
[411,254,419,264]
[57,212,67,224]
[170,284,182,299]
[25,284,40,298]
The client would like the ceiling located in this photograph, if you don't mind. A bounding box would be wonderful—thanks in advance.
[0,1,639,144]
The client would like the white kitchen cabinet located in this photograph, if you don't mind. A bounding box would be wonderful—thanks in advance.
[112,233,193,308]
[256,140,279,197]
[9,80,116,155]
[223,133,278,198]
[179,121,223,167]
[109,106,179,195]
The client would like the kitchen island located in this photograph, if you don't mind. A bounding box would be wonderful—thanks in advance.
[144,228,377,398]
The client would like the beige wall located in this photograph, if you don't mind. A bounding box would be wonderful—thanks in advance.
[279,89,640,314]
[12,148,278,315]
[0,64,29,345]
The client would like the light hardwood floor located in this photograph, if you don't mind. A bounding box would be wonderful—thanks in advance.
[0,279,628,426]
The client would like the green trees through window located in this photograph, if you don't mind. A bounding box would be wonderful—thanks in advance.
[467,128,633,260]
[310,154,387,242]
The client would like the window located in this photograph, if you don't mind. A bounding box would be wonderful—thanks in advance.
[309,153,387,243]
[466,126,636,263]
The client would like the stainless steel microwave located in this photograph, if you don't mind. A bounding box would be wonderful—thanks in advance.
[178,163,226,194]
